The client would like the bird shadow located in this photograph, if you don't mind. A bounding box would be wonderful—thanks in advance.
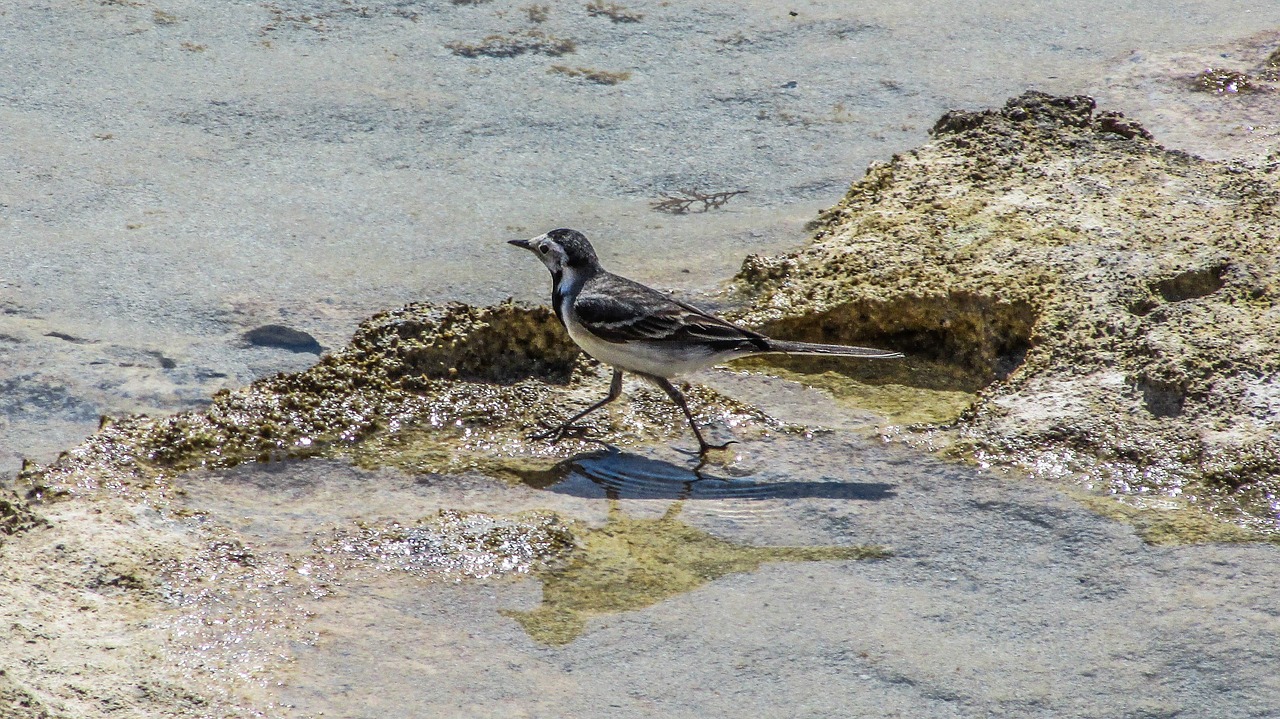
[514,447,896,501]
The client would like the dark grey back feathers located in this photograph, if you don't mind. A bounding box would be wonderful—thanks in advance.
[574,272,771,353]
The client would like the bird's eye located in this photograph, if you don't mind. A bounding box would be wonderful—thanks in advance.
[539,245,550,254]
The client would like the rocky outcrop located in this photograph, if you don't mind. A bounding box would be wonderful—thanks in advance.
[735,91,1280,532]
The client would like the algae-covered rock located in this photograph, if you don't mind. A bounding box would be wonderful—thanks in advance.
[734,91,1280,533]
[20,302,779,500]
[0,487,43,541]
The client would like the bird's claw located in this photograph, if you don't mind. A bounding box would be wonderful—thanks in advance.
[698,439,739,454]
[692,440,738,478]
[529,420,597,444]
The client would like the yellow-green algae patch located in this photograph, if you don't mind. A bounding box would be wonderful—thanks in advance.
[502,502,888,646]
[18,302,782,504]
[732,356,978,426]
[337,381,781,481]
[730,91,1280,536]
[1069,492,1268,546]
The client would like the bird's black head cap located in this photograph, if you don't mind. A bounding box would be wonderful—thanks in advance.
[508,227,603,280]
[545,228,598,268]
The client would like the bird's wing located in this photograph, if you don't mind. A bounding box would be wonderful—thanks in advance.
[573,274,767,350]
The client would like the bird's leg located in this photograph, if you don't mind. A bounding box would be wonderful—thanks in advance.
[651,376,737,455]
[531,368,624,443]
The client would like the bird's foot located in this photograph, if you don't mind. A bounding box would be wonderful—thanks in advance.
[693,442,738,478]
[673,439,738,459]
[673,439,739,477]
[698,439,739,454]
[529,420,597,444]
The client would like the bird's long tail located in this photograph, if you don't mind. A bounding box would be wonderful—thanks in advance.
[761,339,903,359]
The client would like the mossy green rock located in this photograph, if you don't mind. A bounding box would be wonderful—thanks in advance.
[20,302,777,499]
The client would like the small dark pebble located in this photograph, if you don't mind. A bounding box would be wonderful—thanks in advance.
[243,324,323,354]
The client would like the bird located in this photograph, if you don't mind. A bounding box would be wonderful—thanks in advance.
[508,228,903,454]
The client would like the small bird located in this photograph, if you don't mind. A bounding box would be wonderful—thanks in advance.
[509,228,903,454]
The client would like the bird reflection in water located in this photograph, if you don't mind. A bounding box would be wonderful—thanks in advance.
[502,448,895,644]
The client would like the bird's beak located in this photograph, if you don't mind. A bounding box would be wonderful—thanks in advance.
[507,239,532,250]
